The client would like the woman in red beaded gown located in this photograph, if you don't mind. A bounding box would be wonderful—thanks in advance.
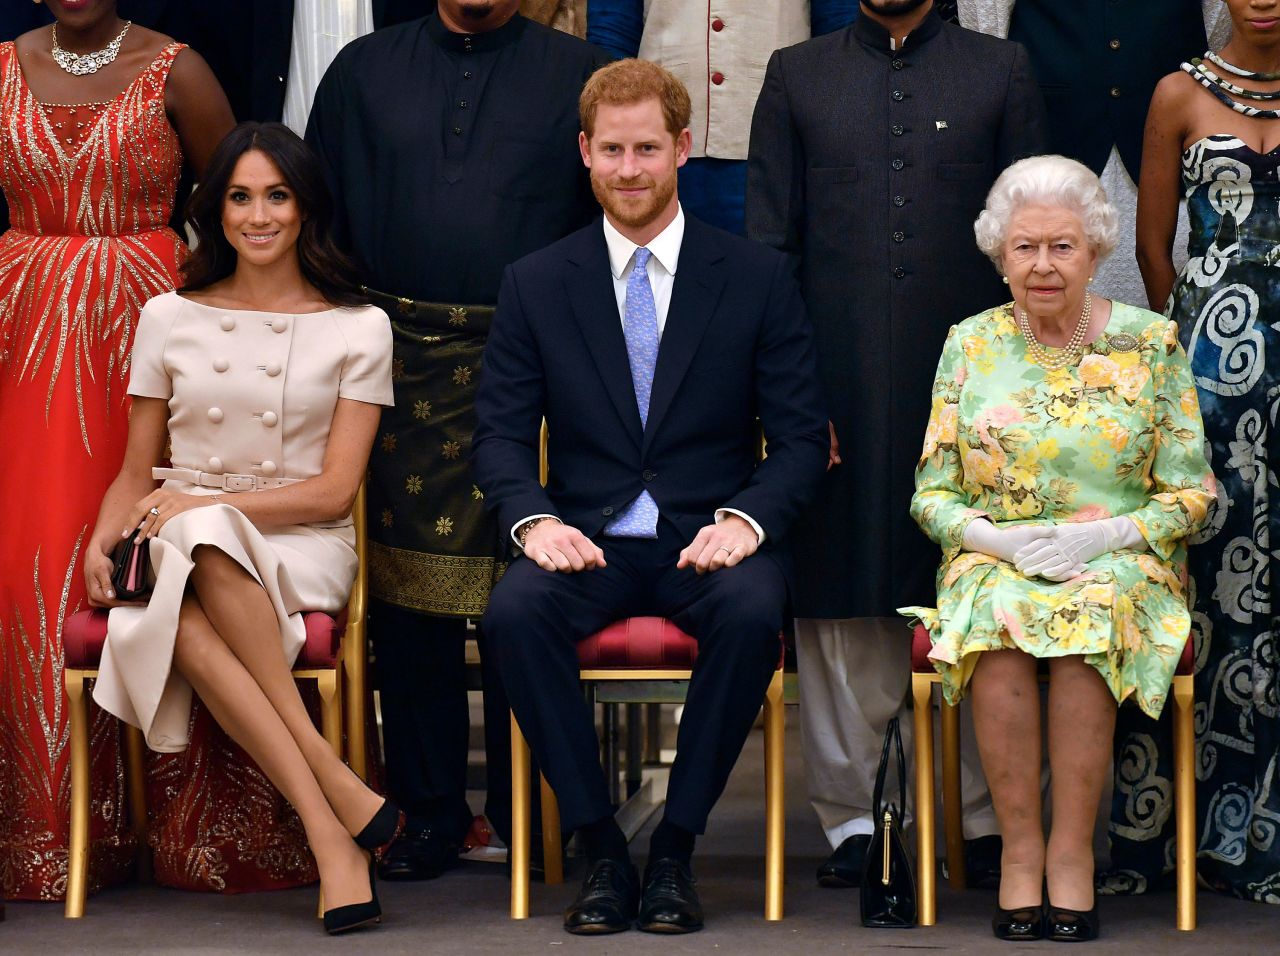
[0,1,265,902]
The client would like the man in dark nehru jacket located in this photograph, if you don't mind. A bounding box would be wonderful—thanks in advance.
[747,0,1047,889]
[307,0,608,881]
[474,58,828,934]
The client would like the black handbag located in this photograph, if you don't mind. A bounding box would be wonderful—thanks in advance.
[860,716,917,928]
[109,534,152,601]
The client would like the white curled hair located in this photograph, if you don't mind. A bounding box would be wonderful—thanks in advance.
[973,154,1119,270]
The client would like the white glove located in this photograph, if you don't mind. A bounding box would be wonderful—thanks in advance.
[961,519,1053,564]
[1013,516,1148,582]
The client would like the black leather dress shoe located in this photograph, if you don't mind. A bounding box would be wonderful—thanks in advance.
[817,834,870,888]
[564,859,639,935]
[637,858,703,934]
[992,902,1044,941]
[376,827,460,882]
[1047,902,1100,942]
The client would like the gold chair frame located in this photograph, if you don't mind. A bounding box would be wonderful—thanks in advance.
[64,485,371,918]
[910,663,1197,930]
[507,424,786,921]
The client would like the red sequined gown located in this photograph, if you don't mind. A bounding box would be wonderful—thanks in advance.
[0,42,314,900]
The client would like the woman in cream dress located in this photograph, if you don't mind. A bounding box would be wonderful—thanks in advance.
[84,123,398,934]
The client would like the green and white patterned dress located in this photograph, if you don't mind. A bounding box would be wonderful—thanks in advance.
[900,302,1216,718]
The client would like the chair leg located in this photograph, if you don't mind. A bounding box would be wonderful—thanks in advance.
[123,724,151,882]
[317,672,342,758]
[1172,673,1197,931]
[344,625,368,783]
[940,697,966,891]
[64,670,92,919]
[510,711,532,919]
[763,669,786,921]
[911,673,937,927]
[540,774,564,885]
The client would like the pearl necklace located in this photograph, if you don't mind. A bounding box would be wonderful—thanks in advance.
[1016,292,1091,372]
[51,21,131,76]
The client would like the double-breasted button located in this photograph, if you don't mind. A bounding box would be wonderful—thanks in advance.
[266,361,282,377]
[891,158,904,170]
[261,460,278,476]
[271,316,289,333]
[207,407,224,423]
[219,315,235,332]
[893,231,906,243]
[711,71,725,85]
[642,469,657,482]
[892,125,904,136]
[892,90,904,101]
[207,457,223,473]
[893,195,906,207]
[1108,38,1120,50]
[1110,86,1121,98]
[261,411,279,427]
[602,506,614,516]
[212,357,229,373]
[893,267,906,279]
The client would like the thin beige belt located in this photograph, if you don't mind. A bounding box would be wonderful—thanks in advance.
[153,467,302,492]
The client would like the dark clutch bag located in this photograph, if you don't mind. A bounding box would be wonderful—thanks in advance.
[860,716,917,928]
[109,534,152,601]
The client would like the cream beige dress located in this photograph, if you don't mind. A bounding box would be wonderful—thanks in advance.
[94,291,393,752]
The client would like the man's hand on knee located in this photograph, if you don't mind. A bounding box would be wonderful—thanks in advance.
[524,521,607,573]
[677,515,759,575]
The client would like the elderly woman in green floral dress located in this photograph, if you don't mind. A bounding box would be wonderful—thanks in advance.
[901,155,1215,943]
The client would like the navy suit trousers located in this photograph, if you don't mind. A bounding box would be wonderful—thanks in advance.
[483,518,784,834]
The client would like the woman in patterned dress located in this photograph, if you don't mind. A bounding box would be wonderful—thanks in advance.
[1137,0,1280,905]
[0,1,231,900]
[903,155,1215,941]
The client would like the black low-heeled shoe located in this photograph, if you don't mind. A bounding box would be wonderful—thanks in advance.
[1047,903,1099,942]
[353,798,404,857]
[992,902,1045,941]
[323,855,382,936]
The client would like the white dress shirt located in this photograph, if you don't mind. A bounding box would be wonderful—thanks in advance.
[511,204,764,548]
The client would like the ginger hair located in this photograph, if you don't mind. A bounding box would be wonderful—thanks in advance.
[579,58,692,139]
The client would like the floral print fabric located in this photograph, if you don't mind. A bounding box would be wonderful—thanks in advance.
[900,302,1215,718]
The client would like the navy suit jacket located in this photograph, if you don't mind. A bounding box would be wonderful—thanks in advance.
[472,214,829,562]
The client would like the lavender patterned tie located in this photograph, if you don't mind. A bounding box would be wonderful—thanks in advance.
[605,247,660,538]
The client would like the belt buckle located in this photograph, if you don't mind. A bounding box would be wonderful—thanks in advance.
[223,475,256,492]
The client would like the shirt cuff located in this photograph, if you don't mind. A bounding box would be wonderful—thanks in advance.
[715,508,766,545]
[510,514,559,550]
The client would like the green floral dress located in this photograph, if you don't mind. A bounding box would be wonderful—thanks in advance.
[899,302,1216,718]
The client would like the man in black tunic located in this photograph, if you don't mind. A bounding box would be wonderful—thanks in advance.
[746,0,1047,887]
[307,0,607,880]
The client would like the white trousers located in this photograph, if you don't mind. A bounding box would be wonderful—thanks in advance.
[796,617,999,849]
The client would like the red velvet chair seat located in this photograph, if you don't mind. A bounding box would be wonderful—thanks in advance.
[910,622,1194,676]
[63,607,347,669]
[576,616,699,669]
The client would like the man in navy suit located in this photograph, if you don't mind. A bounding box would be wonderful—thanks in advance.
[473,59,828,935]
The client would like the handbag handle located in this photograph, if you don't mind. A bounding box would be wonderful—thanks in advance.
[872,716,908,820]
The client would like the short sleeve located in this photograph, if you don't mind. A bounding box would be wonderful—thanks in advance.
[127,294,176,399]
[336,306,394,407]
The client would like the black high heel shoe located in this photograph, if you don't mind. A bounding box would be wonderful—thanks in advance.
[1047,902,1100,942]
[992,902,1045,941]
[323,854,382,935]
[354,798,404,857]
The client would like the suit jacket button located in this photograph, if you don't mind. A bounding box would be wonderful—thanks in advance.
[642,469,656,482]
[602,507,614,516]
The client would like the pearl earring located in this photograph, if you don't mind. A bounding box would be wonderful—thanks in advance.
[1001,276,1009,284]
